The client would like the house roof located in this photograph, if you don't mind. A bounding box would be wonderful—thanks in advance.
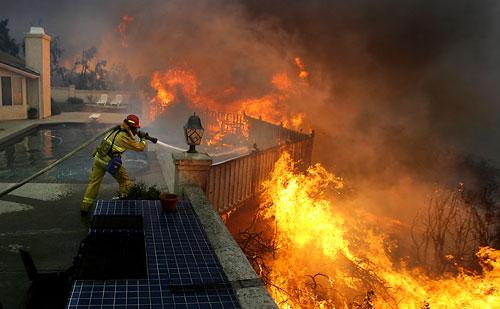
[0,51,39,78]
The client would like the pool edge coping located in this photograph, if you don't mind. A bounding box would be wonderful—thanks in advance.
[0,113,124,146]
[0,123,39,146]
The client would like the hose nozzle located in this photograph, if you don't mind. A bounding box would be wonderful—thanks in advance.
[146,135,158,144]
[138,131,158,144]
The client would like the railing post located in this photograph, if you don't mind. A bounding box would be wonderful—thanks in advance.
[172,152,213,197]
[307,130,315,167]
[250,148,258,195]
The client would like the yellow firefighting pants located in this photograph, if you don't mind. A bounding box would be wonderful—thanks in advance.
[81,156,131,212]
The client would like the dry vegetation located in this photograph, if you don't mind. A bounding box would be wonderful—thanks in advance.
[231,154,500,308]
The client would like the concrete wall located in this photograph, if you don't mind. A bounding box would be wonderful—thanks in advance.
[184,186,277,309]
[0,105,26,121]
[52,86,135,104]
[25,28,51,119]
[0,68,28,120]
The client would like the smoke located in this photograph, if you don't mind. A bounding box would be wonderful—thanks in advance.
[239,0,500,224]
[242,0,500,169]
[243,1,500,223]
[4,0,500,219]
[97,0,301,93]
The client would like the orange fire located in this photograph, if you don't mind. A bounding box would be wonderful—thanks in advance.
[295,57,309,80]
[202,112,249,147]
[117,15,134,47]
[258,152,500,308]
[272,72,292,91]
[148,69,200,120]
[148,58,308,131]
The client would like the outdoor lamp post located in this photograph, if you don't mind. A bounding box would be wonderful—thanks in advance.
[184,113,204,153]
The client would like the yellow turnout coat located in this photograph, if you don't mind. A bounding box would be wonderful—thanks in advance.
[81,121,146,212]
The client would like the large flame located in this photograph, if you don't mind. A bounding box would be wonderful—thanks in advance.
[148,60,307,130]
[148,69,199,120]
[258,152,500,308]
[148,63,307,146]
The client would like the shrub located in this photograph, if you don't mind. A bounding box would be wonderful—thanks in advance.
[51,104,61,115]
[87,95,95,104]
[120,183,161,200]
[67,97,84,105]
[51,98,61,115]
[27,107,38,119]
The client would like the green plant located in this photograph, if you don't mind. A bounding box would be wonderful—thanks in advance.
[120,183,161,200]
[67,97,84,105]
[27,107,38,119]
[87,95,95,104]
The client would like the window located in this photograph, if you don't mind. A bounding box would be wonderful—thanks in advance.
[1,77,12,106]
[0,76,22,106]
[12,77,23,105]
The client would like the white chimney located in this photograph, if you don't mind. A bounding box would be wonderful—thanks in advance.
[24,27,51,118]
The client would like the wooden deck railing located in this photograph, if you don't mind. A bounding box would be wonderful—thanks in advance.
[199,110,312,149]
[205,134,313,212]
[197,110,314,212]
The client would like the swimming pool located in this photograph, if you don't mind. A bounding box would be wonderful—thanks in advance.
[0,123,155,183]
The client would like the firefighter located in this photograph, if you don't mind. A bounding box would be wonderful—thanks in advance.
[81,114,150,215]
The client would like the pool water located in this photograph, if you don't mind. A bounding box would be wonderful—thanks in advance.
[0,123,155,183]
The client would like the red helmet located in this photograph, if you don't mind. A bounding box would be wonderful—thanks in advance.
[125,114,141,128]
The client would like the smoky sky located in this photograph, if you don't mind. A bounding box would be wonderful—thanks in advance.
[246,0,500,176]
[3,0,500,176]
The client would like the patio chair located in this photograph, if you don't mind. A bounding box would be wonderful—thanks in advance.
[109,94,123,107]
[96,94,108,106]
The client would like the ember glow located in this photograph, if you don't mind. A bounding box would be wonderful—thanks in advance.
[272,72,292,91]
[116,15,134,47]
[294,57,309,80]
[257,152,500,308]
[202,112,249,147]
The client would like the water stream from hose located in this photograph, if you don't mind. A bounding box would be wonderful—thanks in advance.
[156,141,187,152]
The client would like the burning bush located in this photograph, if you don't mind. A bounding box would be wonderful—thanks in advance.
[236,152,500,308]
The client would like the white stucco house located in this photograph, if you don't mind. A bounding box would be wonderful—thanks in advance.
[0,27,51,120]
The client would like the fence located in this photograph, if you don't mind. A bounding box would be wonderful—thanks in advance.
[198,111,312,149]
[205,133,313,212]
[200,111,248,135]
[246,115,310,149]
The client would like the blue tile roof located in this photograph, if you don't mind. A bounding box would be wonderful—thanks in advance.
[67,200,241,308]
